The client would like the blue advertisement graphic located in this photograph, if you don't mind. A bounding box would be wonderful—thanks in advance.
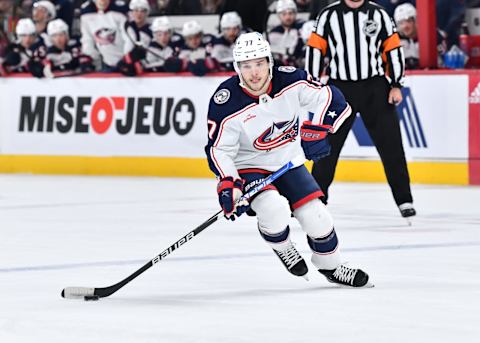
[350,87,427,148]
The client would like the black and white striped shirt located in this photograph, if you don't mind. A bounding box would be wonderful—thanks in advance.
[305,0,405,87]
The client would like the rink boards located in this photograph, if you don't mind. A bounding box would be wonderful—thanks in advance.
[0,71,479,185]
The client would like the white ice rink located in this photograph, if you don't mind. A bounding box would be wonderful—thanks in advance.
[0,174,479,343]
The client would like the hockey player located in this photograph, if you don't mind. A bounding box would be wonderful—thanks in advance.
[394,3,447,69]
[211,11,243,71]
[32,0,57,48]
[123,0,152,55]
[80,0,128,71]
[268,0,305,68]
[117,0,152,75]
[0,19,38,76]
[171,20,218,76]
[29,19,94,78]
[141,16,178,72]
[205,32,371,287]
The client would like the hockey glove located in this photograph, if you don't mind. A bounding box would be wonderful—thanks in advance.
[117,59,137,76]
[163,58,183,73]
[187,59,209,76]
[300,122,332,162]
[3,50,21,66]
[217,177,250,221]
[79,56,95,73]
[130,46,146,62]
[0,62,7,77]
[28,60,45,78]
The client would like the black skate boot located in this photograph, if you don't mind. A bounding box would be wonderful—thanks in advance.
[399,203,416,218]
[273,243,309,279]
[318,265,372,288]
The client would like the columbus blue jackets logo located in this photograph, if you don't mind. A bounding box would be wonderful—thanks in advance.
[253,117,299,151]
[94,28,116,45]
[213,89,230,104]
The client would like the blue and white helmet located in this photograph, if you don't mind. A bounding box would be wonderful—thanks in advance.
[233,32,274,88]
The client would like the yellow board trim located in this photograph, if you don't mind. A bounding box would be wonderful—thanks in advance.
[0,155,469,185]
[306,160,469,185]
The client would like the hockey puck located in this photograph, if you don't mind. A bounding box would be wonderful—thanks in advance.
[84,295,100,301]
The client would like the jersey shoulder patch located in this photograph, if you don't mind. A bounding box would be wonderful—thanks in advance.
[213,88,231,105]
[278,66,296,73]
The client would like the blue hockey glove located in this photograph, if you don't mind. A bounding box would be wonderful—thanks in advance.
[300,122,331,162]
[188,59,209,76]
[217,177,250,221]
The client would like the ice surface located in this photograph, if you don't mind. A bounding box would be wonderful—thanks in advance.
[0,175,479,343]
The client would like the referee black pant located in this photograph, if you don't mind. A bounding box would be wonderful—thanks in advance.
[312,76,413,206]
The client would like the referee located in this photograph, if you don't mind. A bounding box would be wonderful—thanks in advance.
[305,0,415,218]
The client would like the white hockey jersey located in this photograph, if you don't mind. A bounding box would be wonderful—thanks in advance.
[80,0,128,67]
[123,21,152,55]
[205,67,352,179]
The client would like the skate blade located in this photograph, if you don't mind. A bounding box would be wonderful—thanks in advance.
[362,281,375,288]
[405,217,413,226]
[326,280,374,288]
[301,274,309,281]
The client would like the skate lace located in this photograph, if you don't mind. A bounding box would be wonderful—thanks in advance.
[332,265,357,285]
[278,245,303,269]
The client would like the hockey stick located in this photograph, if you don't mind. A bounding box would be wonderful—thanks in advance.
[61,157,302,300]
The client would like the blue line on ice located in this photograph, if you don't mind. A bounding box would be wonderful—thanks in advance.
[1,241,479,273]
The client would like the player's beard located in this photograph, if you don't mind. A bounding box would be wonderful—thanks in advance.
[245,74,270,93]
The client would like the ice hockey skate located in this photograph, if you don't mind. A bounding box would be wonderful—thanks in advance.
[318,265,373,288]
[399,202,416,226]
[273,243,309,280]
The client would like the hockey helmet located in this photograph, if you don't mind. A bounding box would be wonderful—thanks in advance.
[276,0,297,13]
[151,16,171,33]
[33,1,57,19]
[220,11,242,30]
[16,18,36,36]
[47,19,69,36]
[394,3,417,24]
[129,0,150,13]
[233,32,274,88]
[182,20,202,37]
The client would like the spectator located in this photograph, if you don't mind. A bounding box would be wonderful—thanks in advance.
[436,0,466,48]
[80,0,128,71]
[172,20,218,75]
[19,0,34,18]
[394,3,447,69]
[308,0,335,20]
[166,0,202,14]
[141,16,177,72]
[1,18,38,76]
[211,11,243,71]
[201,0,223,14]
[220,0,268,33]
[295,0,311,12]
[268,0,305,67]
[52,0,76,34]
[33,0,57,48]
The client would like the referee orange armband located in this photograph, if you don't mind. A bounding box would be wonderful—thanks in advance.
[307,32,328,55]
